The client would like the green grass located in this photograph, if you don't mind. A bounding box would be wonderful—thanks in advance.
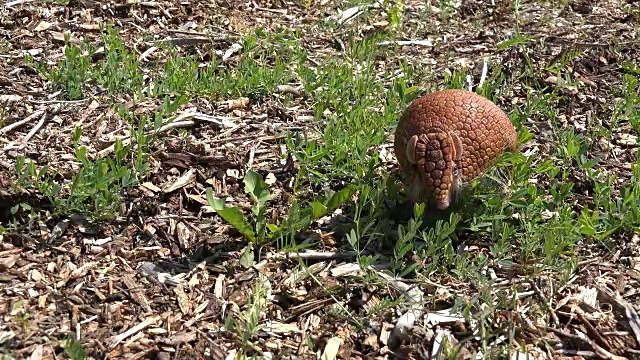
[5,2,640,357]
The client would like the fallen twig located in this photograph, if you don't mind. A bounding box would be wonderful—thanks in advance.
[574,329,627,360]
[596,285,640,348]
[375,270,425,349]
[26,98,89,105]
[531,281,559,326]
[377,40,433,47]
[107,315,161,349]
[547,326,627,360]
[98,112,238,156]
[0,110,45,135]
[22,105,60,143]
[275,84,304,98]
[577,312,612,352]
[555,349,603,357]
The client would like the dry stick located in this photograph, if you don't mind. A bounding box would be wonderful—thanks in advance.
[156,120,194,133]
[545,326,583,341]
[577,312,612,352]
[138,1,171,18]
[375,270,425,349]
[153,37,212,47]
[270,251,393,265]
[578,258,601,266]
[0,110,45,135]
[247,141,256,168]
[624,303,640,347]
[478,57,489,89]
[0,94,21,102]
[596,284,640,348]
[4,0,28,7]
[255,6,287,14]
[292,259,363,328]
[166,29,241,41]
[283,299,334,323]
[574,329,628,360]
[376,40,433,47]
[297,316,311,356]
[275,84,304,97]
[98,112,233,156]
[546,39,637,49]
[602,331,632,336]
[194,328,218,354]
[547,327,627,360]
[23,110,48,142]
[284,250,361,260]
[210,133,288,145]
[93,339,107,352]
[228,330,264,355]
[466,74,473,92]
[107,315,160,349]
[530,282,559,326]
[215,122,245,139]
[555,349,602,357]
[26,98,89,105]
[0,248,22,256]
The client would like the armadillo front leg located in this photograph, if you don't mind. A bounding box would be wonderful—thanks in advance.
[406,130,462,210]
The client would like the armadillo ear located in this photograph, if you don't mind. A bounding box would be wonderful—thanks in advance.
[450,132,464,162]
[406,135,419,164]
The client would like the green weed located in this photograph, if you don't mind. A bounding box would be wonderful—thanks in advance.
[612,74,640,134]
[28,24,143,100]
[63,339,88,360]
[223,275,272,358]
[207,170,357,247]
[93,23,144,96]
[12,95,185,222]
[27,33,91,100]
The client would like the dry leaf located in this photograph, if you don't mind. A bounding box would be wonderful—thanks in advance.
[222,43,242,62]
[141,182,161,193]
[227,97,249,110]
[265,172,277,185]
[0,255,17,270]
[617,133,638,146]
[162,169,196,193]
[578,286,598,308]
[321,336,343,360]
[34,21,52,32]
[372,21,389,28]
[214,274,225,299]
[544,76,558,85]
[51,31,81,44]
[0,94,23,102]
[262,321,301,334]
[29,344,43,360]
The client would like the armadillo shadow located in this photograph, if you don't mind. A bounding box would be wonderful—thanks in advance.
[383,168,514,251]
[384,198,453,225]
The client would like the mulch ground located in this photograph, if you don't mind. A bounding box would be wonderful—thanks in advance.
[1,0,640,359]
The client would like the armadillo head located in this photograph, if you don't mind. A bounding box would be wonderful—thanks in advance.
[405,130,464,210]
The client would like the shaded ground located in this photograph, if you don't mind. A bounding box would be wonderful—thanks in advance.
[1,0,640,359]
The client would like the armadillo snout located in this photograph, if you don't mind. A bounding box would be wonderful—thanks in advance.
[435,192,451,210]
